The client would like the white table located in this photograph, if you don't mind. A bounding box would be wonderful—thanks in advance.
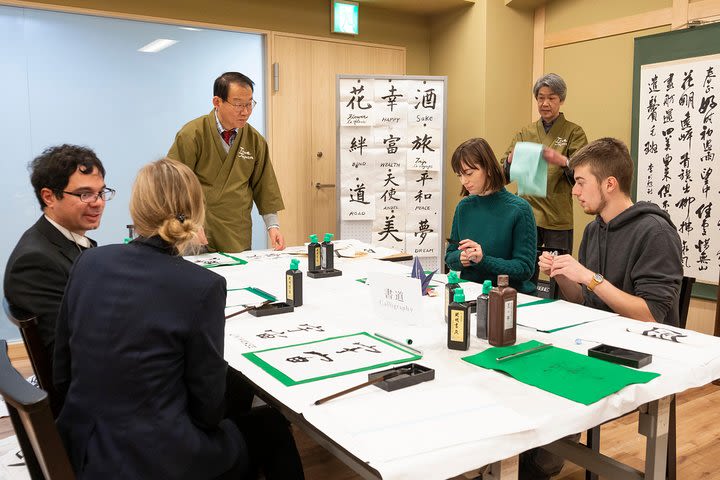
[209,252,720,480]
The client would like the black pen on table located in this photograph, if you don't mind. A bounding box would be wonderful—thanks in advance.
[496,343,553,362]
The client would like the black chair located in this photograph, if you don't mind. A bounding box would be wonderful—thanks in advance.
[584,276,695,480]
[533,247,568,299]
[677,276,695,329]
[0,339,74,480]
[2,298,61,417]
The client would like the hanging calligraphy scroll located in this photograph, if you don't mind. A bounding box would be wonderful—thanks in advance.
[636,54,719,284]
[337,75,447,270]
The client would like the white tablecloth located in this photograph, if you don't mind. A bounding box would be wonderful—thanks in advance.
[214,252,720,480]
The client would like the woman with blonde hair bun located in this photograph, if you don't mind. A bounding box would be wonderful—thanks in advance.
[54,158,304,479]
[130,157,206,254]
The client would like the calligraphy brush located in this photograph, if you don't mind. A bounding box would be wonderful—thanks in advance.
[314,367,412,406]
[225,300,273,320]
[445,238,460,245]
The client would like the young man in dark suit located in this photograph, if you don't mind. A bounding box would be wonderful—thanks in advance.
[3,144,112,353]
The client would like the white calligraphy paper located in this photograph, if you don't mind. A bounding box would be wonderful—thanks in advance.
[405,232,439,259]
[373,102,409,128]
[243,332,419,385]
[405,211,440,236]
[406,80,444,129]
[373,227,405,251]
[341,171,375,220]
[407,186,441,215]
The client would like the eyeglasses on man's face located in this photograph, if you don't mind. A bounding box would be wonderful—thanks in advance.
[60,188,116,203]
[224,99,257,112]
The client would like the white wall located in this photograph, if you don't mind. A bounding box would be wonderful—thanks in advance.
[0,4,266,340]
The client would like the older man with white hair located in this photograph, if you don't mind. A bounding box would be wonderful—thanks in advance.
[500,73,588,254]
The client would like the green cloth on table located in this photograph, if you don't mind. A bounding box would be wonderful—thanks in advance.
[462,340,660,405]
[510,142,547,197]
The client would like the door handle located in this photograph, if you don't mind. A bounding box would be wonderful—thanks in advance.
[315,182,335,189]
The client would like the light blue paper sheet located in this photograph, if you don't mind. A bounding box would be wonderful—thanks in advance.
[510,142,547,197]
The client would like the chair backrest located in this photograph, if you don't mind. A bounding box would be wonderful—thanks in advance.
[2,298,60,417]
[535,278,560,299]
[0,340,74,480]
[678,276,695,329]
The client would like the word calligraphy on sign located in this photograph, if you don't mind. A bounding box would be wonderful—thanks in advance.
[338,75,447,270]
[637,54,720,283]
[368,271,425,325]
[242,332,420,386]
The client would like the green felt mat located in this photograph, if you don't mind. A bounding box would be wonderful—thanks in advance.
[462,340,660,405]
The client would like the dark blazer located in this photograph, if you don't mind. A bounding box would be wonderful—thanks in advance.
[53,236,244,479]
[3,215,95,351]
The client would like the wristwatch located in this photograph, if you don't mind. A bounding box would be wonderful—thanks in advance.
[587,272,604,292]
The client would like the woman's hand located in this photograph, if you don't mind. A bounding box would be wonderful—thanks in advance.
[458,239,483,266]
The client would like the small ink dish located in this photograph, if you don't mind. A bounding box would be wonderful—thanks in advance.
[307,268,343,279]
[368,363,435,392]
[588,344,652,369]
[248,302,295,317]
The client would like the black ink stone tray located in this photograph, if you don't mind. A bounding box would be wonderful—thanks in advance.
[307,268,343,279]
[249,302,295,317]
[368,363,435,392]
[588,344,652,369]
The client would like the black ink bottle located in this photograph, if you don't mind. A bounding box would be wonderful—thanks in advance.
[476,280,492,340]
[308,234,321,272]
[447,287,470,351]
[445,271,460,324]
[321,233,334,271]
[488,275,517,347]
[286,258,303,307]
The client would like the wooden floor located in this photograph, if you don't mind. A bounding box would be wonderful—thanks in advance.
[3,357,719,480]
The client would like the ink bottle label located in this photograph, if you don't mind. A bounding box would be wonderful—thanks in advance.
[286,273,294,301]
[450,310,465,342]
[504,299,514,329]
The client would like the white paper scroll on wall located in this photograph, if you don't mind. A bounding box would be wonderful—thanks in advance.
[337,75,447,271]
[637,54,720,283]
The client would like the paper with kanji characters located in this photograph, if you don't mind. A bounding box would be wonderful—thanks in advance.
[338,76,446,270]
[636,54,720,283]
[243,332,421,386]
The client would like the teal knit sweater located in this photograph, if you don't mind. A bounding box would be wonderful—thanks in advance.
[445,188,537,294]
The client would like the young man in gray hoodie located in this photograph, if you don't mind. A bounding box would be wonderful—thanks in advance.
[539,137,683,326]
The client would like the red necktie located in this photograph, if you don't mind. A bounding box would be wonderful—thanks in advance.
[221,129,234,145]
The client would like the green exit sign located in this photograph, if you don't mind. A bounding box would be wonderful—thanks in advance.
[332,1,359,35]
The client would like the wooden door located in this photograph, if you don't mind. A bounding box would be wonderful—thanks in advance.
[270,35,314,247]
[271,33,405,246]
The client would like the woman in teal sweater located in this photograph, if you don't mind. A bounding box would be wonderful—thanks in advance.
[444,138,537,294]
